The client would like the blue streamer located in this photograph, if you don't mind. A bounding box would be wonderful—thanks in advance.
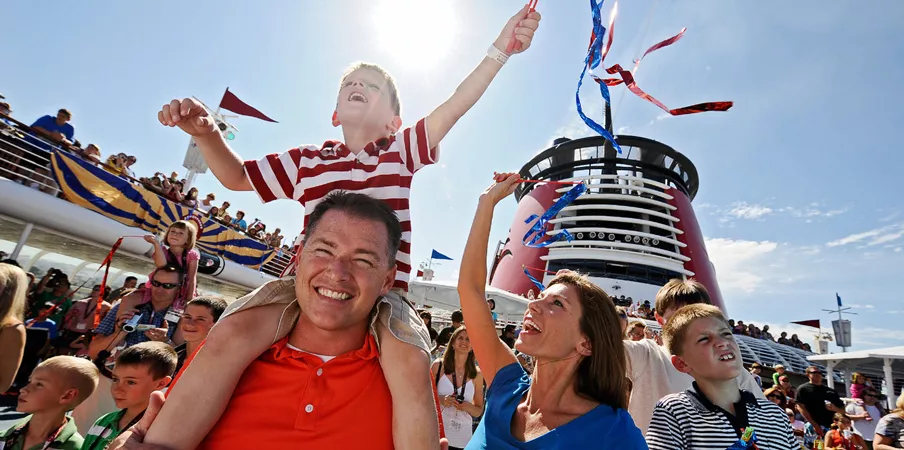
[522,266,546,292]
[576,0,622,153]
[522,183,588,248]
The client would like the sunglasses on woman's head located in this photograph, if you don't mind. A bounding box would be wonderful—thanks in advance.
[150,279,181,289]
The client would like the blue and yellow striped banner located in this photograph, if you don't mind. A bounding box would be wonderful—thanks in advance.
[50,150,276,269]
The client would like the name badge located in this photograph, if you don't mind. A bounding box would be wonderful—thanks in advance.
[76,323,87,331]
[164,310,182,324]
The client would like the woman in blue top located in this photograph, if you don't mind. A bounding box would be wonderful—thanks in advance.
[457,173,648,449]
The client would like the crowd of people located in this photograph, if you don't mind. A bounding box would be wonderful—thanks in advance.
[0,102,287,251]
[2,7,903,449]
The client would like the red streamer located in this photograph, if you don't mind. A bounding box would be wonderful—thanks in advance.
[589,9,733,117]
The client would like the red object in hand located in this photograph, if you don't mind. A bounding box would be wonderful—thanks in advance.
[506,0,539,53]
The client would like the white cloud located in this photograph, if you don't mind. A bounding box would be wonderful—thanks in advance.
[705,238,779,294]
[826,222,904,247]
[784,205,847,219]
[727,202,774,220]
[849,303,875,310]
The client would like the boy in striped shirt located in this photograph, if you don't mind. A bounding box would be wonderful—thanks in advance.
[147,6,541,450]
[646,304,798,450]
[82,342,176,450]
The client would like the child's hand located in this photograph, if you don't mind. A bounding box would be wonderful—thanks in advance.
[493,4,542,55]
[143,235,158,245]
[158,98,218,137]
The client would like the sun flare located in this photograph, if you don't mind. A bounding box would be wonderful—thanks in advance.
[373,0,458,69]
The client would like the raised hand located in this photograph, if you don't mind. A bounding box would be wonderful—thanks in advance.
[494,4,542,54]
[158,98,218,137]
[481,172,521,206]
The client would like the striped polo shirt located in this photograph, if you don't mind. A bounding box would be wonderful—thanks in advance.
[645,383,799,450]
[243,118,438,290]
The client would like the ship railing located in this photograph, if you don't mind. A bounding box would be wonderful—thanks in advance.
[0,113,295,276]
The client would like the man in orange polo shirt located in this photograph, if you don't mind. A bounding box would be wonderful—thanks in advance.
[202,191,403,449]
[112,191,404,450]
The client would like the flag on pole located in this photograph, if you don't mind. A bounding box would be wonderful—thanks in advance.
[836,292,843,307]
[416,269,424,278]
[791,319,821,329]
[219,88,278,123]
[431,250,453,261]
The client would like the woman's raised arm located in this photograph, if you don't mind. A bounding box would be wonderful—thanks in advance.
[457,173,520,387]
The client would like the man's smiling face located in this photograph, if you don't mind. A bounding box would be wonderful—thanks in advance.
[295,209,396,334]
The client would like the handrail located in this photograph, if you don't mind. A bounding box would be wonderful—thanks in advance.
[0,113,295,275]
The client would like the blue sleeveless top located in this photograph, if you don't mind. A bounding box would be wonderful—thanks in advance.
[466,363,648,449]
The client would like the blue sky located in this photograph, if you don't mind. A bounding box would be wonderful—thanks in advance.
[5,1,903,350]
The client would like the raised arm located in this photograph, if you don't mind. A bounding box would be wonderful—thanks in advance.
[159,99,252,192]
[457,173,520,387]
[426,6,540,146]
[143,236,168,269]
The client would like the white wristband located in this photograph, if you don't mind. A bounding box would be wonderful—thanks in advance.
[487,44,510,66]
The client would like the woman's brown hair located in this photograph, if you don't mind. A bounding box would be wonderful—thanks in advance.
[441,326,478,380]
[547,270,630,409]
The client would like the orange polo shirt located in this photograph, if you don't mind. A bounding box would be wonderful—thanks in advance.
[197,334,393,450]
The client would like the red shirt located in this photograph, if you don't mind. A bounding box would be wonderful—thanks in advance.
[198,334,393,450]
[242,117,439,289]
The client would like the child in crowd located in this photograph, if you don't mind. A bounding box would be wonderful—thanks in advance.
[0,356,98,449]
[144,219,199,312]
[147,6,541,450]
[823,413,868,450]
[625,279,763,434]
[81,342,177,450]
[173,296,227,374]
[645,304,798,449]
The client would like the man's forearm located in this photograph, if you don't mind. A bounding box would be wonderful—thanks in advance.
[192,132,252,191]
[87,332,120,360]
[427,56,504,145]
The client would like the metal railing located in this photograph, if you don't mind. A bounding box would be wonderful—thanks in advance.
[0,115,295,276]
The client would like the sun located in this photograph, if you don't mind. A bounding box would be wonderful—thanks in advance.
[373,0,458,69]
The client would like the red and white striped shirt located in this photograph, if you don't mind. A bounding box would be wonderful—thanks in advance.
[244,118,438,291]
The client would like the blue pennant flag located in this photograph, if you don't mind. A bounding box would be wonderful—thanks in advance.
[836,292,843,307]
[431,250,453,261]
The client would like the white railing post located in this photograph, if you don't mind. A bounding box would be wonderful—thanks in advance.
[10,222,34,261]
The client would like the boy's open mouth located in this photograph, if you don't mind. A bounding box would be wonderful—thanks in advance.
[348,92,368,103]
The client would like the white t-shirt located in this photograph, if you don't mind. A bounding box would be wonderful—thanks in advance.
[625,338,765,435]
[846,401,883,439]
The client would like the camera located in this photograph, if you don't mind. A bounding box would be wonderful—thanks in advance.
[455,392,465,403]
[122,314,143,333]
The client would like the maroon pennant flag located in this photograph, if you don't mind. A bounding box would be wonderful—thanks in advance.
[791,319,821,329]
[219,88,277,123]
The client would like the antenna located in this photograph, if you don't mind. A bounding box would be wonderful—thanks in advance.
[822,293,856,352]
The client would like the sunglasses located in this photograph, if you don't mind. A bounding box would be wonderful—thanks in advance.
[150,280,181,289]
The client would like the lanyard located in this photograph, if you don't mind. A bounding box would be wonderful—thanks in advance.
[3,419,67,450]
[97,410,145,443]
[451,372,467,399]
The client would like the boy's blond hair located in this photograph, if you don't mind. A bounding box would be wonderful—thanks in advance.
[662,304,728,357]
[35,356,99,406]
[655,278,711,316]
[339,62,402,116]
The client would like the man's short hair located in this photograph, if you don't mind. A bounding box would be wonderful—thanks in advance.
[304,191,402,268]
[450,310,464,323]
[35,356,99,406]
[154,264,185,283]
[655,278,712,315]
[124,276,138,283]
[186,296,228,322]
[58,108,72,118]
[340,62,401,116]
[115,342,178,380]
[662,304,728,357]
